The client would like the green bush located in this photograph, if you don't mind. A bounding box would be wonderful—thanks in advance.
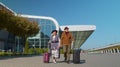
[0,48,50,56]
[0,51,13,56]
[28,48,48,55]
[28,48,34,54]
[60,48,64,54]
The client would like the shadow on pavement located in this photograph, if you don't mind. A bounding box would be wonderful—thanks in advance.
[57,60,66,63]
[71,59,86,64]
[80,59,86,64]
[52,59,86,64]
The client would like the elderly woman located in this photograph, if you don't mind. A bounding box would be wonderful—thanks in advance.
[48,30,60,63]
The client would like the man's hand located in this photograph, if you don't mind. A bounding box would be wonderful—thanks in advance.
[60,45,63,48]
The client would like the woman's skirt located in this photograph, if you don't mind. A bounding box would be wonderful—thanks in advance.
[51,43,59,58]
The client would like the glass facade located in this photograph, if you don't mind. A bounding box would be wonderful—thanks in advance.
[0,30,24,52]
[14,37,24,52]
[71,31,94,49]
[59,30,94,49]
[28,19,56,48]
[0,4,2,9]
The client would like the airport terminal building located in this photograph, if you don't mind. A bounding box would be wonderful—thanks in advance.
[0,2,96,52]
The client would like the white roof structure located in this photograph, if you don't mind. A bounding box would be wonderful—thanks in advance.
[60,25,96,31]
[60,25,96,49]
[93,42,120,50]
[20,14,59,31]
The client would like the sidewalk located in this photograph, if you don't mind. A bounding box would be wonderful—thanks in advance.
[0,53,120,67]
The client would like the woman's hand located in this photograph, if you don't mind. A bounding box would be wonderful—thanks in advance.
[48,41,51,44]
[57,45,60,49]
[58,45,62,49]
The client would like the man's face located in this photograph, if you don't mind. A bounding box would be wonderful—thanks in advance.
[65,29,69,32]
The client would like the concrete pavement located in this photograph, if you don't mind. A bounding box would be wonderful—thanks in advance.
[0,53,120,67]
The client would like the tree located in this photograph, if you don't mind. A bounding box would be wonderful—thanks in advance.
[0,9,40,54]
[0,9,14,30]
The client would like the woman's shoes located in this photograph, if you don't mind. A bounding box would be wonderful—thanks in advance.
[53,59,56,63]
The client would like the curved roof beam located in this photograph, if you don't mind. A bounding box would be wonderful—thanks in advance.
[19,14,59,31]
[0,2,17,15]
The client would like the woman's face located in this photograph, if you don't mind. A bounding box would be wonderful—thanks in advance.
[52,31,57,35]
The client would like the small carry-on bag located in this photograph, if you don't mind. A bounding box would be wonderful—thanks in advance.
[43,52,50,63]
[43,44,51,63]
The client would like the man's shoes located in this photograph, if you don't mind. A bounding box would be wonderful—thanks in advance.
[67,61,70,64]
[64,58,67,62]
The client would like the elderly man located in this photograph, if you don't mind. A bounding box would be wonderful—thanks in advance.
[60,27,73,64]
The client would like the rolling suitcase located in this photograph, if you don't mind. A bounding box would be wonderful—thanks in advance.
[43,44,50,63]
[73,49,81,63]
[43,52,50,63]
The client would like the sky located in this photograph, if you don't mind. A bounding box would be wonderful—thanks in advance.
[1,0,120,49]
